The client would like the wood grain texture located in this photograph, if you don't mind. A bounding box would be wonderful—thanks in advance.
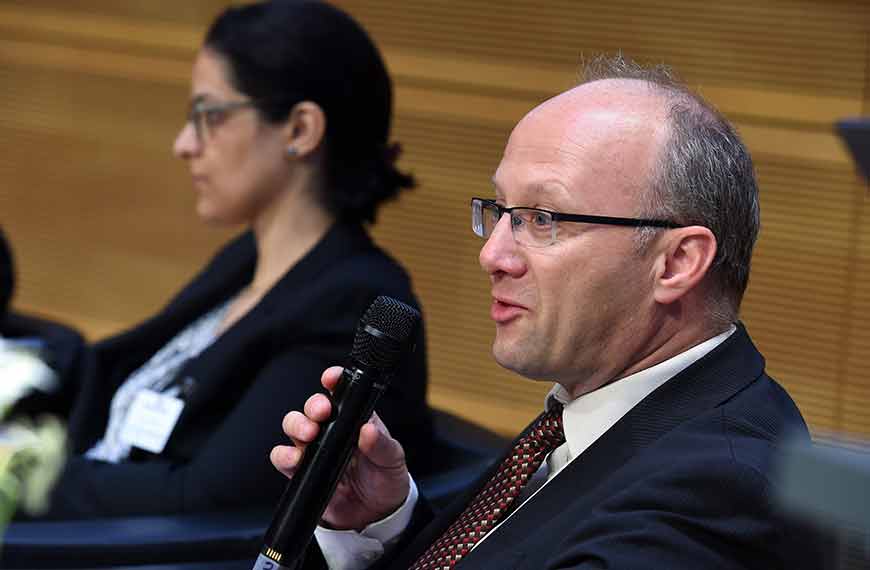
[0,0,867,436]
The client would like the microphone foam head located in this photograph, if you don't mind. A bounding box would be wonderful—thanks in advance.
[351,296,420,370]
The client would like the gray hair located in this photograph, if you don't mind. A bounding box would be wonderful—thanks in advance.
[581,54,760,324]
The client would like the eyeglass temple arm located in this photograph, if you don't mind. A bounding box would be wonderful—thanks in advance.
[552,212,684,229]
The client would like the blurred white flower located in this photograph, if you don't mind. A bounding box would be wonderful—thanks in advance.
[0,338,58,417]
[0,417,66,516]
[0,337,67,524]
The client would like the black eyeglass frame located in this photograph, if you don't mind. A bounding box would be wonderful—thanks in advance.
[471,197,685,245]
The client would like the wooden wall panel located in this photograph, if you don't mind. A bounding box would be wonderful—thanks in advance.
[0,1,867,436]
[0,40,233,338]
[741,159,863,431]
[840,173,870,435]
[337,0,867,96]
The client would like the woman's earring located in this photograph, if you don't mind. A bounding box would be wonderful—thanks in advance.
[286,147,298,158]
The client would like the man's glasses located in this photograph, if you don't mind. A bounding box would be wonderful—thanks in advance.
[186,99,257,143]
[471,197,684,247]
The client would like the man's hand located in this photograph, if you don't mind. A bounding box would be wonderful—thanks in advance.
[270,366,411,531]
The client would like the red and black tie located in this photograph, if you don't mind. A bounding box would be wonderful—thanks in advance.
[410,404,565,570]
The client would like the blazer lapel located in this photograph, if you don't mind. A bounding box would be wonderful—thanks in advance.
[95,231,256,363]
[174,223,376,410]
[247,223,374,318]
[453,324,766,567]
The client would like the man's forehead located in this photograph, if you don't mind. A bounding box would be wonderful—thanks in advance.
[529,79,663,114]
[490,172,573,204]
[523,79,667,135]
[494,80,666,207]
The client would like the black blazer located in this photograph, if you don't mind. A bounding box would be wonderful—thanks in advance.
[320,324,825,570]
[44,223,432,519]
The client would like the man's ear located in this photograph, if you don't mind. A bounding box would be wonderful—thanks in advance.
[652,226,717,305]
[282,101,326,158]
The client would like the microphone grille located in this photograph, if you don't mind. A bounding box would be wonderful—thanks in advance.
[351,296,420,370]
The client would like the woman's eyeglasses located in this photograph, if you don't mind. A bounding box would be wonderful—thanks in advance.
[186,99,257,143]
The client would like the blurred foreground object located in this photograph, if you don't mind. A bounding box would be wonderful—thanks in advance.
[775,434,870,569]
[0,417,66,522]
[0,344,67,530]
[836,118,870,182]
[773,117,870,569]
[776,434,870,529]
[0,339,58,417]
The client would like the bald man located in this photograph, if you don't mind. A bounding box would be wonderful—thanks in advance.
[274,55,827,570]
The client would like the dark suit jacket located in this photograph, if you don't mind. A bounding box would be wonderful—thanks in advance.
[43,223,432,519]
[327,324,824,570]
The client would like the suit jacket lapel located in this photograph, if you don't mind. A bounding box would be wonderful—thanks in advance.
[96,222,374,365]
[94,231,256,367]
[244,223,374,318]
[446,324,765,568]
[75,224,373,449]
[176,223,375,409]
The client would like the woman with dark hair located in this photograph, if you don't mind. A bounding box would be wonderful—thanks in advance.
[38,0,431,519]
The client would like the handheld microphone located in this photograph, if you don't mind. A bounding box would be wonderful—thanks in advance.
[253,296,421,570]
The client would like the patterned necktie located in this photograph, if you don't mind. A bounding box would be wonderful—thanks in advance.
[410,404,566,570]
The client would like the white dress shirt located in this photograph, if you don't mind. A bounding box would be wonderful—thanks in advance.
[315,326,736,569]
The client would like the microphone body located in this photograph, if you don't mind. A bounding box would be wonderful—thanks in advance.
[254,296,420,570]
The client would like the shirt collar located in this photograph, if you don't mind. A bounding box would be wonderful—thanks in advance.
[545,325,736,465]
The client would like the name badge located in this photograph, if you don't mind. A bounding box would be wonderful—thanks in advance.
[119,389,185,454]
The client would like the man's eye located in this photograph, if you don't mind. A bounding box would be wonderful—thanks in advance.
[531,212,550,226]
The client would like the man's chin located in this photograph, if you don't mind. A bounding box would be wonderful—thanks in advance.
[491,341,551,382]
[491,340,519,372]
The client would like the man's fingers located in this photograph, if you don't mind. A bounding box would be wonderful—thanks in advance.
[358,413,405,469]
[321,366,344,392]
[280,393,332,442]
[370,411,390,432]
[282,410,320,444]
[303,392,334,422]
[270,444,303,479]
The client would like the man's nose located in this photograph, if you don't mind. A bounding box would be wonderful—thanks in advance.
[479,214,525,277]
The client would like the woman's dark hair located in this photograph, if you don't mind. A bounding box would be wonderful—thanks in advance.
[204,0,415,224]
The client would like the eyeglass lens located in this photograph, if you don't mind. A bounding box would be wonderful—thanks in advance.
[472,199,556,247]
[187,101,251,143]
